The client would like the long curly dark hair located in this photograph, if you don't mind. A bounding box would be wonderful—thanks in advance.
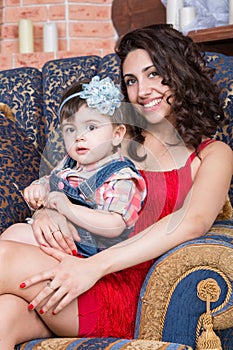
[115,24,225,149]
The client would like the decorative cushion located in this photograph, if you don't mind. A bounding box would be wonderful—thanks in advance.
[0,104,41,233]
[16,337,193,349]
[0,67,44,151]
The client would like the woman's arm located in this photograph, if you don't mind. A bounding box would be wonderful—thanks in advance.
[21,141,233,314]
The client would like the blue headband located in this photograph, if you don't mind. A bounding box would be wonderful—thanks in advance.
[58,76,124,120]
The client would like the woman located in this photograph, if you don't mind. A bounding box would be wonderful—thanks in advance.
[0,24,232,349]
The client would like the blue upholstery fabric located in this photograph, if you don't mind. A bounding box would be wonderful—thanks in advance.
[206,52,233,204]
[0,67,44,150]
[0,111,41,233]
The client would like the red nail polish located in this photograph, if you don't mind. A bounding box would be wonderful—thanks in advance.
[39,309,44,315]
[52,311,56,315]
[20,282,26,289]
[28,303,34,310]
[72,250,78,256]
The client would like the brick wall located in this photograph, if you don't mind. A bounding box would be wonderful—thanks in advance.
[0,0,117,70]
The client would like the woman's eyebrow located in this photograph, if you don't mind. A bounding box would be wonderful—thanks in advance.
[123,65,155,79]
[143,65,155,72]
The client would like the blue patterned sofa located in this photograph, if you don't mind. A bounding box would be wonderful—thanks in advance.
[0,52,233,350]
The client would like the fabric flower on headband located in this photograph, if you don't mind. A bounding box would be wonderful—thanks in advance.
[79,76,124,116]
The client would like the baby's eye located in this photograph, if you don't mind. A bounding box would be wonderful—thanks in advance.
[86,124,97,131]
[62,126,76,134]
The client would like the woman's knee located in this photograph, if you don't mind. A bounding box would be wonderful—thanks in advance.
[1,223,30,241]
[0,240,14,259]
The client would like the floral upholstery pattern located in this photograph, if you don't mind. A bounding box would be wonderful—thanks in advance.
[206,52,233,204]
[0,108,41,233]
[97,53,121,82]
[0,67,45,151]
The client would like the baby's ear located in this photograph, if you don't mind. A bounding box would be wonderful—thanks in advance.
[112,124,127,146]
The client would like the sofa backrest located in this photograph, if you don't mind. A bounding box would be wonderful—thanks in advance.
[0,51,232,202]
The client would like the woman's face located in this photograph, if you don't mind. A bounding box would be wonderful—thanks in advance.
[122,49,172,125]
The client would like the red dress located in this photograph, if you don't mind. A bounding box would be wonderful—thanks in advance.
[78,139,214,338]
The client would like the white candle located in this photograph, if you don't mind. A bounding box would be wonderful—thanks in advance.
[229,0,233,24]
[179,7,196,30]
[166,0,183,30]
[43,22,58,53]
[18,19,34,53]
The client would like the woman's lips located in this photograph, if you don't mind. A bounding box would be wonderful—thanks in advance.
[143,97,163,109]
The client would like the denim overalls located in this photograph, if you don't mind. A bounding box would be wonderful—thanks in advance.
[49,156,142,257]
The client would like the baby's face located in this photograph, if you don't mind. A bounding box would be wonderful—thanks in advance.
[62,105,118,165]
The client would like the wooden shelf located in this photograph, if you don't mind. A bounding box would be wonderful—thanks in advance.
[188,25,233,55]
[188,25,233,43]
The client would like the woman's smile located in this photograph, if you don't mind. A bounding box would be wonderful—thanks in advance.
[141,97,163,110]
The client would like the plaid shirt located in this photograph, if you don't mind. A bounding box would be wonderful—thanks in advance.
[54,152,146,228]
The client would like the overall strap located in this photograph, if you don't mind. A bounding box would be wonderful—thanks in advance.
[78,157,139,199]
[49,156,139,205]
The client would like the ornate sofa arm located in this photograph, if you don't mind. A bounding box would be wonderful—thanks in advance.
[135,221,233,350]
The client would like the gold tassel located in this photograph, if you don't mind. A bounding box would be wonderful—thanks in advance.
[196,279,222,350]
[196,312,222,350]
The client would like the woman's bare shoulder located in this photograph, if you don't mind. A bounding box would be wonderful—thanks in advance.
[203,139,232,157]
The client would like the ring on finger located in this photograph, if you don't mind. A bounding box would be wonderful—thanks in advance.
[47,281,56,291]
[50,229,61,234]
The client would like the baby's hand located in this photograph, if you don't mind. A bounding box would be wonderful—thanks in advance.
[45,191,70,215]
[24,183,48,209]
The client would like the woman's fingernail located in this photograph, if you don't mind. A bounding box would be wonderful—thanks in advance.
[20,282,26,288]
[41,244,47,247]
[28,303,34,310]
[52,311,56,315]
[39,309,44,315]
[72,250,78,256]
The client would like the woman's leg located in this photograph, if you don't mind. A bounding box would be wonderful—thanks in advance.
[0,240,79,348]
[0,294,53,349]
[0,223,39,245]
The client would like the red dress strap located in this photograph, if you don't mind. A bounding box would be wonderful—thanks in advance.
[189,139,216,162]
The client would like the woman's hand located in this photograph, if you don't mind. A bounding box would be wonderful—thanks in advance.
[32,208,80,255]
[21,246,100,314]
